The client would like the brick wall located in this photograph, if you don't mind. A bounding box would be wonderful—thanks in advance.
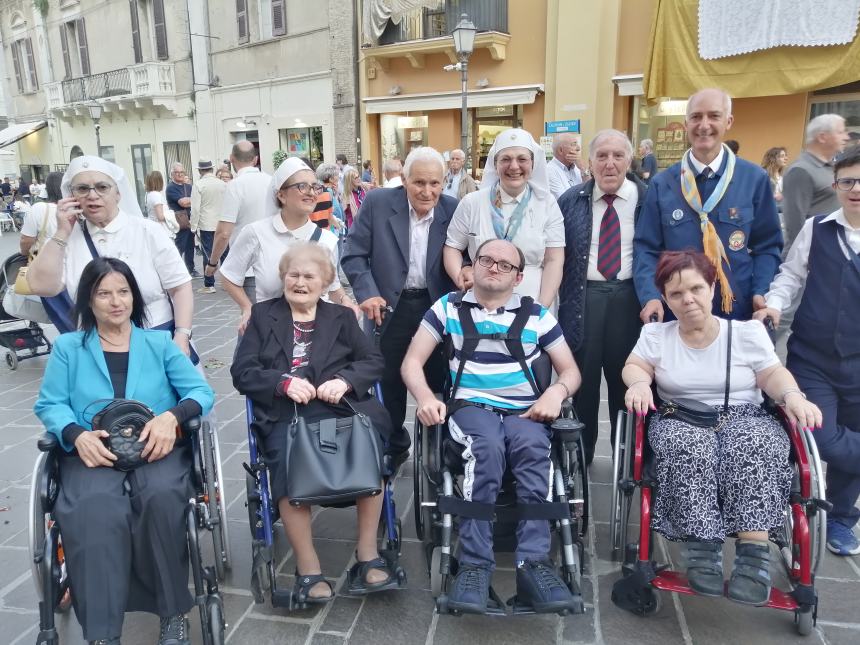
[329,0,358,163]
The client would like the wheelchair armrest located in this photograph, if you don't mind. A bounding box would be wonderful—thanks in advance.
[182,415,202,435]
[37,433,59,452]
[551,416,584,444]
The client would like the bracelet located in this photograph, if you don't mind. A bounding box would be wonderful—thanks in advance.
[628,380,651,389]
[779,388,807,406]
[206,261,218,268]
[50,236,68,248]
[553,382,572,398]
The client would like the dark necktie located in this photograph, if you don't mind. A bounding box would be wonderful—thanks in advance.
[597,194,621,280]
[696,166,716,201]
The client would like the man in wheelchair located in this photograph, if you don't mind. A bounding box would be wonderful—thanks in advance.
[402,239,582,615]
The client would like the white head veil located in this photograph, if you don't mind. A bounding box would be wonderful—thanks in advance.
[480,128,551,200]
[61,156,144,218]
[265,157,314,217]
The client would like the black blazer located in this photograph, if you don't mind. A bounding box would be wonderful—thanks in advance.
[340,186,457,330]
[231,298,391,439]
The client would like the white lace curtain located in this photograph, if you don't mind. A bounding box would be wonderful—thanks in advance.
[362,0,445,46]
[698,0,860,60]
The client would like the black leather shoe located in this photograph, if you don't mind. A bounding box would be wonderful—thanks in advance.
[447,564,491,614]
[516,559,576,613]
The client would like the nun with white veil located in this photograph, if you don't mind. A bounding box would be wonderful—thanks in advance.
[442,128,565,308]
[25,156,195,355]
[218,156,359,331]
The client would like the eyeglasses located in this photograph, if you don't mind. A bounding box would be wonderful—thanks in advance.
[71,182,115,197]
[476,255,521,274]
[834,177,860,191]
[282,182,324,196]
[496,155,533,168]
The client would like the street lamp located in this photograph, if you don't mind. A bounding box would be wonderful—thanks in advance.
[87,103,103,154]
[452,13,477,156]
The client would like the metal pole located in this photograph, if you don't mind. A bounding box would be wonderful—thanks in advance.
[94,122,102,154]
[460,58,468,157]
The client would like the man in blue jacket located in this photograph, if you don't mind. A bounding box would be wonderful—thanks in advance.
[634,88,782,322]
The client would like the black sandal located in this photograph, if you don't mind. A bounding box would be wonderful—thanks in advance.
[346,554,400,596]
[293,572,334,606]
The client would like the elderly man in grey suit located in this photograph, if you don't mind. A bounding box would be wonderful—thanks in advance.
[342,146,457,463]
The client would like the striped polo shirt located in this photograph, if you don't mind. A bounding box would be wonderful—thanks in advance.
[421,291,565,409]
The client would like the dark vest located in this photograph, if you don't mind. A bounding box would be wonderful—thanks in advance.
[792,216,860,357]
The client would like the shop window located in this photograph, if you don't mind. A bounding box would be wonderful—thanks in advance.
[278,126,323,167]
[632,97,688,170]
[380,114,429,162]
[475,105,521,176]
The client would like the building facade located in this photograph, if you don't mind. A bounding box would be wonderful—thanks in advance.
[0,0,359,207]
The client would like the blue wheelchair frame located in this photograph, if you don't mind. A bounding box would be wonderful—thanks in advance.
[244,384,405,610]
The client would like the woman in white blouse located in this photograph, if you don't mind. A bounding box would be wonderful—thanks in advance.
[442,128,565,307]
[622,250,821,607]
[218,157,360,331]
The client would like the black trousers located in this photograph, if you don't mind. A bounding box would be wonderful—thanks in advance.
[379,290,446,453]
[53,446,194,641]
[572,280,642,464]
[174,228,195,274]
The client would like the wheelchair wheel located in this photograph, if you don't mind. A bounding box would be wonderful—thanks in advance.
[29,452,48,601]
[610,411,634,560]
[429,546,444,597]
[413,414,438,547]
[795,608,814,636]
[207,596,225,645]
[202,422,230,580]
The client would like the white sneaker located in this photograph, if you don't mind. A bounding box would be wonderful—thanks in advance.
[197,286,216,294]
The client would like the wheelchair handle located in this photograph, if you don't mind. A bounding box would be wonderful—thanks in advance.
[37,433,59,452]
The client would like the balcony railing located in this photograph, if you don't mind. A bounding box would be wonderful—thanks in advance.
[378,0,508,45]
[45,63,176,112]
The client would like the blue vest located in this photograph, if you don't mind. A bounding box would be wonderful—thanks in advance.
[792,217,860,357]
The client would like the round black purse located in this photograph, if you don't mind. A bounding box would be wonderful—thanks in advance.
[91,399,154,471]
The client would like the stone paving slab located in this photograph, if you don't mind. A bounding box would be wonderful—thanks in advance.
[0,257,857,644]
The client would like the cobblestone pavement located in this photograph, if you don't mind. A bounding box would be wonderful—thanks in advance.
[0,233,858,644]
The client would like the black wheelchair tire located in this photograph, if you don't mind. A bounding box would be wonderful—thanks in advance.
[795,608,814,636]
[202,423,227,581]
[208,596,225,645]
[413,415,438,549]
[245,472,260,538]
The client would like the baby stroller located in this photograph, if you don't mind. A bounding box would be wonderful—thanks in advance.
[0,253,52,370]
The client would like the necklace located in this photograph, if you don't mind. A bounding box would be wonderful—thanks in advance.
[98,333,127,347]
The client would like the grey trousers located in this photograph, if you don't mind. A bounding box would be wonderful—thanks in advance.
[53,445,194,641]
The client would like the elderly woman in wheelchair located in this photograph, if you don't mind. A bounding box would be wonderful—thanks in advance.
[33,257,214,645]
[232,243,398,606]
[621,250,821,606]
[402,239,584,616]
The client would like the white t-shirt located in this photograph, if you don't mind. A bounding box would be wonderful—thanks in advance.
[20,202,57,252]
[631,318,780,406]
[62,211,191,327]
[445,184,565,300]
[220,166,273,244]
[219,216,342,303]
[145,190,166,220]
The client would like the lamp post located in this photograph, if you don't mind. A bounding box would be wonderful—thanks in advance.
[452,13,476,157]
[87,103,103,154]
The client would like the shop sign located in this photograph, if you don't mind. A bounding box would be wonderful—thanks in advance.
[545,120,581,134]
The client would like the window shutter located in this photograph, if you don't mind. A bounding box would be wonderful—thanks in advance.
[75,19,90,76]
[153,0,169,59]
[60,24,72,79]
[24,38,39,90]
[272,0,286,36]
[11,42,24,93]
[237,0,248,43]
[130,0,143,64]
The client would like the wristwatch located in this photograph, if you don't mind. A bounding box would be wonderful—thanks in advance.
[206,261,218,269]
[174,327,193,339]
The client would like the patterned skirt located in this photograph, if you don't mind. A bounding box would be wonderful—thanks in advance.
[648,403,792,542]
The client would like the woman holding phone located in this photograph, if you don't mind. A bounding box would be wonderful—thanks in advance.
[23,156,194,351]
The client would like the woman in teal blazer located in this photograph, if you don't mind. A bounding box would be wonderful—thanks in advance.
[34,257,213,645]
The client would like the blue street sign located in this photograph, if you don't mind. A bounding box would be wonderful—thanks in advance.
[545,120,581,134]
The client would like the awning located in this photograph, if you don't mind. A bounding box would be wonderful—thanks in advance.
[363,84,544,114]
[0,120,47,149]
[643,0,860,102]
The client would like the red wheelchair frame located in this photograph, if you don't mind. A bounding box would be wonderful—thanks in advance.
[609,407,830,636]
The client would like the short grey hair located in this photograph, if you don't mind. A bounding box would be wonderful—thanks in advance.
[589,129,634,160]
[383,158,402,176]
[449,148,466,159]
[315,163,339,184]
[686,88,732,117]
[170,161,185,173]
[403,146,445,179]
[640,138,654,152]
[805,114,845,145]
[551,132,577,155]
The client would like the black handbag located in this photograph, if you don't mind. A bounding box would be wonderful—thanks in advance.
[283,402,383,506]
[659,321,732,429]
[92,399,154,471]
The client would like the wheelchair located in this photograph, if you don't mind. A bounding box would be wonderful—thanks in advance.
[28,417,229,645]
[609,407,829,636]
[243,395,407,611]
[413,399,590,616]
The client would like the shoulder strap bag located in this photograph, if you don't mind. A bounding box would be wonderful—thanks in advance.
[659,320,732,428]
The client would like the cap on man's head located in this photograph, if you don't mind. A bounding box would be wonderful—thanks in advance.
[197,159,214,170]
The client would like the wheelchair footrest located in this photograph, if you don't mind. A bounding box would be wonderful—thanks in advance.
[507,593,584,616]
